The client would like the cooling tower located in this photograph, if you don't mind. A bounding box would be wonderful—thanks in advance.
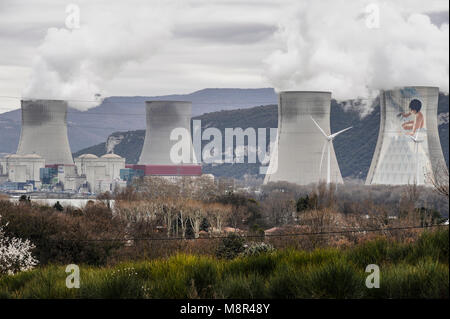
[17,100,74,165]
[264,91,343,185]
[138,101,197,165]
[366,86,445,185]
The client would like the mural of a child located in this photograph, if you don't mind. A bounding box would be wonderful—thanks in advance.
[399,99,424,136]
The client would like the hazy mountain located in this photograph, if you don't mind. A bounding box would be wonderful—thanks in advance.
[0,88,277,153]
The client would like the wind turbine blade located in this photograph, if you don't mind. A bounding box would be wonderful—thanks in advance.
[319,142,326,177]
[310,116,329,138]
[330,126,352,139]
[408,134,423,143]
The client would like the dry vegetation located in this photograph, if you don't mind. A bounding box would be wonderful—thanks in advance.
[0,171,447,266]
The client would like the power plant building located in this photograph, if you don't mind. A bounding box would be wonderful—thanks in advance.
[0,154,45,184]
[366,86,445,185]
[139,101,197,165]
[135,100,201,177]
[264,91,344,185]
[1,99,205,193]
[75,153,126,193]
[17,100,74,165]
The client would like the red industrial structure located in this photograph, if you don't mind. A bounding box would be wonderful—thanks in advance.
[125,164,202,176]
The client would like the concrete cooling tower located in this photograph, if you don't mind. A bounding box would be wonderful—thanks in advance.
[264,91,344,185]
[138,101,197,165]
[366,86,445,186]
[16,100,74,165]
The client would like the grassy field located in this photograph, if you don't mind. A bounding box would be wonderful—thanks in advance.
[0,229,448,299]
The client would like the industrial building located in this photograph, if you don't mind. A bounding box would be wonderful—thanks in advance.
[0,99,204,194]
[139,101,198,165]
[264,91,346,185]
[75,153,126,193]
[135,100,202,177]
[366,86,446,185]
[0,153,127,193]
[16,100,74,165]
[0,154,44,186]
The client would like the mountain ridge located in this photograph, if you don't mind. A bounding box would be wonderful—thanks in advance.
[0,88,277,153]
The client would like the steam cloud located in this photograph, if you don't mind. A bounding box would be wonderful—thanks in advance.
[22,2,175,110]
[264,0,449,116]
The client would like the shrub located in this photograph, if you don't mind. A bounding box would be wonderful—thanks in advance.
[0,201,125,266]
[409,229,449,264]
[241,242,275,257]
[215,233,245,259]
[81,267,145,299]
[7,265,76,299]
[0,228,448,299]
[267,264,309,298]
[185,258,219,298]
[224,253,278,277]
[0,216,38,275]
[218,273,267,299]
[366,259,449,299]
[142,255,193,298]
[346,238,410,268]
[307,259,364,298]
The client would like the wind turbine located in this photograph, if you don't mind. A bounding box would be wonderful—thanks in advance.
[311,116,352,184]
[407,132,424,184]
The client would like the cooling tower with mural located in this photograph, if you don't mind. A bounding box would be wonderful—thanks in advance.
[366,86,445,186]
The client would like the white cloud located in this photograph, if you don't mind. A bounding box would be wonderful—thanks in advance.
[263,0,449,115]
[0,0,448,113]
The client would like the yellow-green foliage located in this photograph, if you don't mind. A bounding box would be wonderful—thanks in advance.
[0,229,448,299]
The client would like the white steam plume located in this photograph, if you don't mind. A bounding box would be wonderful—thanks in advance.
[264,0,449,116]
[22,1,176,110]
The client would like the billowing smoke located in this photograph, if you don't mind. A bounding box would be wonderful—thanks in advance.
[264,0,449,117]
[22,2,176,110]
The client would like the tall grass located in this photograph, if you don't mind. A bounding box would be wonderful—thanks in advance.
[0,229,448,299]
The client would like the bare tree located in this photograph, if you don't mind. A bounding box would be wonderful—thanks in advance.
[427,161,449,198]
[186,200,206,238]
[162,199,179,238]
[261,191,296,226]
[177,199,190,239]
[206,202,232,234]
[115,200,158,222]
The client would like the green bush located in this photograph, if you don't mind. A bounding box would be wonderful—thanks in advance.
[346,238,411,268]
[142,257,191,298]
[215,233,245,259]
[185,258,219,298]
[267,264,309,298]
[224,253,278,277]
[241,242,275,257]
[10,265,76,299]
[0,229,448,299]
[80,267,145,299]
[409,229,449,264]
[307,259,364,298]
[366,259,449,299]
[218,274,267,299]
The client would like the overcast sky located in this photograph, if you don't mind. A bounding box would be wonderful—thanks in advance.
[0,0,448,113]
